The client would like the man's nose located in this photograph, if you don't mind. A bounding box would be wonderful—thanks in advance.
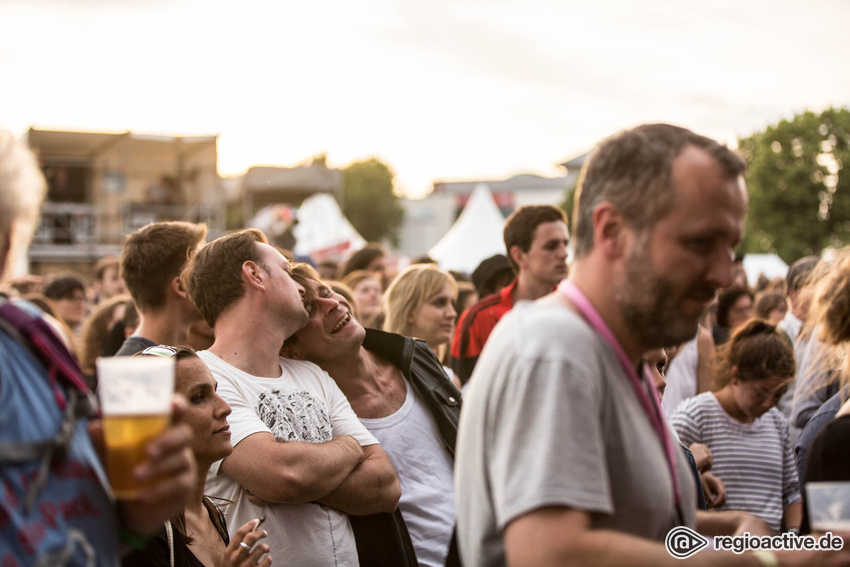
[706,248,735,289]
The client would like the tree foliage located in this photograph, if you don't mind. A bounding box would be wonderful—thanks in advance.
[738,107,850,263]
[558,177,578,227]
[341,158,405,245]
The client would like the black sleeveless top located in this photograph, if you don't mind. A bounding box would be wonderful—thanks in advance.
[122,498,230,567]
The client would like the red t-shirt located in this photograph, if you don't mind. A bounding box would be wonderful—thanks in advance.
[450,279,517,385]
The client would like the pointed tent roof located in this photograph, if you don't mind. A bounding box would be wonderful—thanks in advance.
[293,193,367,261]
[743,253,789,286]
[429,183,506,274]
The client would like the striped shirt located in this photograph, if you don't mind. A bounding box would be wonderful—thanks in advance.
[670,392,801,533]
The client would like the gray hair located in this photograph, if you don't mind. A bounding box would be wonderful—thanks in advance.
[0,131,46,280]
[572,123,745,258]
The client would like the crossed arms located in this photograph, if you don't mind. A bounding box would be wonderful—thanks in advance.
[221,432,400,515]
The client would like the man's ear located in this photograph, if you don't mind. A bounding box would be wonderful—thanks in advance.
[592,202,628,259]
[280,343,303,360]
[509,245,525,271]
[171,276,188,299]
[242,261,265,290]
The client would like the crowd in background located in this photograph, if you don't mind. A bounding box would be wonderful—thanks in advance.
[4,124,850,567]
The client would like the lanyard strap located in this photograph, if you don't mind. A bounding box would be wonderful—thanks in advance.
[558,280,682,509]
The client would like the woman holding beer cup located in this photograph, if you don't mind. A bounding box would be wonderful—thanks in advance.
[124,345,273,567]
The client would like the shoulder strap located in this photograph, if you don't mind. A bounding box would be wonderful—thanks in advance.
[165,520,175,567]
[0,300,92,402]
[0,299,97,513]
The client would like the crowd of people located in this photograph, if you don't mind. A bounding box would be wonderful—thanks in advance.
[2,123,850,567]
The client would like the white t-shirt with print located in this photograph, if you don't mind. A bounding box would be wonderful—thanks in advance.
[199,350,378,567]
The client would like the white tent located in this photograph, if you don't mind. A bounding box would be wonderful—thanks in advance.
[743,253,789,285]
[293,193,367,261]
[429,183,506,273]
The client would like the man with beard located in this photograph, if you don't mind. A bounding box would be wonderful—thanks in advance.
[455,124,846,566]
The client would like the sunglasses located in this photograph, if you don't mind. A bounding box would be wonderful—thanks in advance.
[139,345,180,358]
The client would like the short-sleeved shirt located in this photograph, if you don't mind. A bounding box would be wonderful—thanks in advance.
[670,392,801,533]
[114,335,156,357]
[455,301,696,567]
[199,351,378,567]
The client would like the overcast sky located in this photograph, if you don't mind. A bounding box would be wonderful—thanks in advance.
[2,0,848,197]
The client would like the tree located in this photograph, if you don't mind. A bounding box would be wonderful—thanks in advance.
[341,158,405,245]
[558,177,578,226]
[738,107,850,263]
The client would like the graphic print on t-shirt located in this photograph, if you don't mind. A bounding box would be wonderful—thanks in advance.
[257,389,332,443]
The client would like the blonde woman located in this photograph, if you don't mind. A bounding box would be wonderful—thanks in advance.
[382,264,460,388]
[798,247,850,533]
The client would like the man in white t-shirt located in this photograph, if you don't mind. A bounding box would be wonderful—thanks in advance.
[183,229,400,567]
[281,264,462,567]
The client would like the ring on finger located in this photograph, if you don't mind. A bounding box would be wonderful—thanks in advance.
[240,542,252,553]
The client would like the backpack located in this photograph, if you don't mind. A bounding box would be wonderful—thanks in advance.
[0,297,97,513]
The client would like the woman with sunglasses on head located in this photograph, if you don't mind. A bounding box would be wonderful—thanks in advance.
[670,319,801,535]
[124,345,273,567]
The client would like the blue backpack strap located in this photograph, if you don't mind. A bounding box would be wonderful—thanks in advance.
[0,299,93,401]
[0,298,97,513]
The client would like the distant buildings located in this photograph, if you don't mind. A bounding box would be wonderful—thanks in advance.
[239,163,342,229]
[21,126,590,274]
[395,153,588,257]
[23,128,224,274]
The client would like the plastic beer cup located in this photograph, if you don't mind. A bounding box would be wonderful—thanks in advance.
[96,356,175,499]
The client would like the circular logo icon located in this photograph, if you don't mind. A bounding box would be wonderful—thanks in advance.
[665,526,709,559]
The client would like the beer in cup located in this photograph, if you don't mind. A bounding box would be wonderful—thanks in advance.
[96,356,175,499]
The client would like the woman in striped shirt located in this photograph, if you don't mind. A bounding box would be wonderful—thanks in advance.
[671,319,801,534]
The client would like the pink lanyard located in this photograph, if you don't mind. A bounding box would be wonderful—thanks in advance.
[558,280,683,511]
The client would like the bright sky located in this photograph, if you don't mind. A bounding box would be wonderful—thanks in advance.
[2,0,848,198]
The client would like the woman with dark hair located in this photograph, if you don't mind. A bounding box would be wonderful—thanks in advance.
[124,346,272,567]
[338,243,388,286]
[670,319,801,534]
[713,287,754,345]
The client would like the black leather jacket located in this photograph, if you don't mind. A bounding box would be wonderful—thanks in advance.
[350,329,463,567]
